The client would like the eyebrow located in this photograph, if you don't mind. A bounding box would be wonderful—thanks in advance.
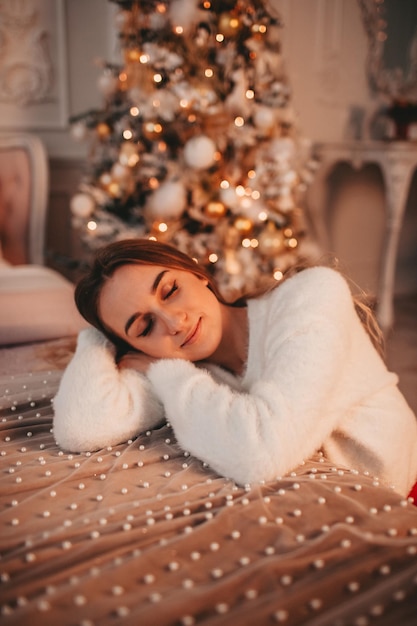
[124,269,169,336]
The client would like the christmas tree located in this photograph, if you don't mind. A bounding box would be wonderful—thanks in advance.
[70,0,317,296]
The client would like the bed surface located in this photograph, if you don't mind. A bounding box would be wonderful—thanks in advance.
[1,340,417,626]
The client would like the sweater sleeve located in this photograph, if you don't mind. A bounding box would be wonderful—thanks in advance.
[147,268,355,485]
[53,328,165,452]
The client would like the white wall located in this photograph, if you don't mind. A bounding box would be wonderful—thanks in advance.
[271,0,375,143]
[0,0,114,159]
[45,0,114,158]
[271,0,417,296]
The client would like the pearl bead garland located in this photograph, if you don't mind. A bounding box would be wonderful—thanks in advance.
[0,369,417,625]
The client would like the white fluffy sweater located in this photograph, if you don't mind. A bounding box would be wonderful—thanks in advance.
[53,267,417,495]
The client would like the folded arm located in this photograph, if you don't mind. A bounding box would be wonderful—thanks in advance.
[53,328,164,452]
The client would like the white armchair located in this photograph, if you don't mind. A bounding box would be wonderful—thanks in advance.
[0,133,88,345]
[0,133,48,265]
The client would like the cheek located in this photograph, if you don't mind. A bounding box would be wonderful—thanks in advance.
[131,333,176,358]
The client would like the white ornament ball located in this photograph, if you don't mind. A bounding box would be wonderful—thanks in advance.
[114,10,131,31]
[253,106,276,131]
[71,121,87,142]
[111,162,132,182]
[169,0,196,31]
[97,72,119,97]
[183,135,216,170]
[70,193,95,219]
[219,186,239,210]
[146,180,187,220]
[269,137,295,161]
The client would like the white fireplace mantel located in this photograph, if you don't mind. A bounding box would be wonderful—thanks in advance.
[308,140,417,332]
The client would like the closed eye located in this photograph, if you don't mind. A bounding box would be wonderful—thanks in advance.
[164,280,178,300]
[138,282,177,336]
[138,315,154,337]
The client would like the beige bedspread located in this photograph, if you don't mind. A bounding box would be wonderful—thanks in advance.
[1,340,417,625]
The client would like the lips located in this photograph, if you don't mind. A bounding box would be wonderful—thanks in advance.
[181,318,201,348]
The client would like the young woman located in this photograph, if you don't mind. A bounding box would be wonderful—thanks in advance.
[53,238,417,497]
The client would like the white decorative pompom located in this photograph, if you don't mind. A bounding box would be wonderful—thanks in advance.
[70,193,96,219]
[183,135,216,170]
[145,179,187,220]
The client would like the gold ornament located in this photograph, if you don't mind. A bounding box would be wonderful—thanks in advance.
[107,181,122,198]
[119,142,140,166]
[223,225,240,249]
[124,47,141,63]
[234,216,253,234]
[205,201,226,218]
[224,249,242,276]
[218,12,241,37]
[143,122,163,139]
[96,122,111,138]
[258,222,284,256]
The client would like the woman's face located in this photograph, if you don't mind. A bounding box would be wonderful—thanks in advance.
[98,263,224,361]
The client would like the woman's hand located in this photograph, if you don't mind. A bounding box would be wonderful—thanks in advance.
[117,351,158,374]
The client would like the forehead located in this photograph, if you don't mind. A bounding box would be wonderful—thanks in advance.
[98,263,166,318]
[105,263,166,293]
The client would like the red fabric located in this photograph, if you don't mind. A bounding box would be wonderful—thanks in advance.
[408,481,417,505]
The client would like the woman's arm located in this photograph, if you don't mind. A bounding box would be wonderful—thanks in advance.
[147,269,355,485]
[53,328,164,452]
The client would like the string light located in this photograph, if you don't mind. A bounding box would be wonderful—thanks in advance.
[273,269,284,281]
[69,0,314,296]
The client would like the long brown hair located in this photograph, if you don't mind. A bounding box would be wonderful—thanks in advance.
[75,238,384,359]
[75,238,234,356]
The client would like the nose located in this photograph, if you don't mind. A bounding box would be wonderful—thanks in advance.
[160,308,187,336]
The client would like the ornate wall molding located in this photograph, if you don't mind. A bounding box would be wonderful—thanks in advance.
[0,0,68,129]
